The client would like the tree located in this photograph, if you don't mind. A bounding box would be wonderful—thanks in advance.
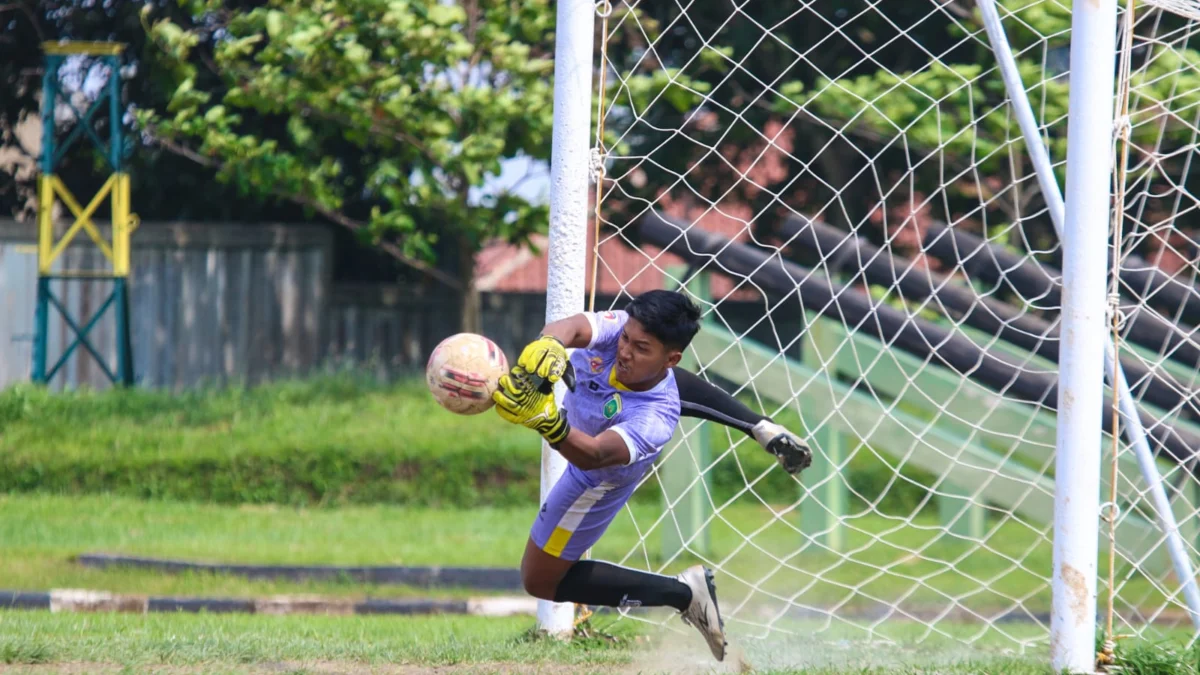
[0,0,324,224]
[598,3,1032,237]
[600,0,1200,264]
[140,0,566,331]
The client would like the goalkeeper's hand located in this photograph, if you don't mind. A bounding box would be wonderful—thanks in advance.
[517,335,569,388]
[493,367,571,445]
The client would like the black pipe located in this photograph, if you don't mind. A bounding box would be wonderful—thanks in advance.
[921,223,1062,306]
[778,215,1200,425]
[1124,256,1200,328]
[639,209,1200,469]
[922,222,1200,369]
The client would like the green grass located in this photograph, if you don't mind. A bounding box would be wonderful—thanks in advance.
[2,608,1196,674]
[0,374,804,509]
[0,487,1186,673]
[1103,635,1200,675]
[0,611,637,671]
[0,492,1176,646]
[0,374,541,507]
[12,607,1198,674]
[0,375,1188,673]
[0,374,926,512]
[0,609,1060,674]
[0,493,531,600]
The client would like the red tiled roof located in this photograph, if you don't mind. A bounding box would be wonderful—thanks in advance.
[477,119,797,302]
[474,203,759,299]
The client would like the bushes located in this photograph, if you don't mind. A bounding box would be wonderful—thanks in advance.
[2,447,541,508]
[0,375,932,512]
[0,375,542,508]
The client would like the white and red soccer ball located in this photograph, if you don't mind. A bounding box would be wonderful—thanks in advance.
[425,333,509,415]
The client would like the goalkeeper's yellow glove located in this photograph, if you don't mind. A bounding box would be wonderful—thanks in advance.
[517,335,569,387]
[493,367,571,445]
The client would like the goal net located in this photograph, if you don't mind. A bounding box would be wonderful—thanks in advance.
[571,0,1200,661]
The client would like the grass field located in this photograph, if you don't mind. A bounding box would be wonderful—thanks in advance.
[0,612,636,673]
[0,377,1192,673]
[0,492,1175,618]
[6,607,1200,674]
[0,609,1066,674]
[0,376,540,507]
[0,493,529,600]
[0,374,919,511]
[1,489,1180,668]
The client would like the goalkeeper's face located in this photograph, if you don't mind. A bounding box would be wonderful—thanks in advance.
[615,318,682,389]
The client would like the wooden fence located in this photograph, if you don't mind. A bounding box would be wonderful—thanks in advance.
[0,219,330,390]
[0,218,803,391]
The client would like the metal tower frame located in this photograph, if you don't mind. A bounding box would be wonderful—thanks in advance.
[34,41,136,386]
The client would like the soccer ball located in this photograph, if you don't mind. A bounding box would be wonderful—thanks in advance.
[426,333,509,415]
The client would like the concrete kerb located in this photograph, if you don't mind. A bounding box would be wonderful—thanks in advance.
[0,589,536,617]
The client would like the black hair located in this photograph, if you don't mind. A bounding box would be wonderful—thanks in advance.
[624,290,702,352]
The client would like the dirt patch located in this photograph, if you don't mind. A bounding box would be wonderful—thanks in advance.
[623,627,753,675]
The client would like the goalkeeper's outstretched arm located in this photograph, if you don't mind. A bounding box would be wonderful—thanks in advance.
[672,366,812,475]
[552,429,630,471]
[537,314,593,350]
[505,310,811,475]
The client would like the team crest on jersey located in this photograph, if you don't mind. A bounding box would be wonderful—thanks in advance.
[589,356,604,373]
[602,311,617,320]
[603,394,622,419]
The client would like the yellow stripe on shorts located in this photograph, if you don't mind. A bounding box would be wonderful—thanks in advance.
[540,483,615,558]
[544,526,574,558]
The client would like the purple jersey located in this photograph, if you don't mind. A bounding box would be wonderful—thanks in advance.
[563,310,681,486]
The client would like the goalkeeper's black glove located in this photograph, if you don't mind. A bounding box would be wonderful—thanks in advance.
[493,366,572,445]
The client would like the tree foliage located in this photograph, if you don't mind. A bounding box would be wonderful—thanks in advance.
[599,0,1200,261]
[140,0,565,300]
[9,0,1200,319]
[0,0,320,224]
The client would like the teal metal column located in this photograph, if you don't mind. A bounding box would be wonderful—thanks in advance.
[938,481,987,540]
[115,278,133,386]
[661,266,713,561]
[800,312,849,552]
[32,278,50,383]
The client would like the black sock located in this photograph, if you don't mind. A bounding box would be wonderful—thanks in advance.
[552,560,692,611]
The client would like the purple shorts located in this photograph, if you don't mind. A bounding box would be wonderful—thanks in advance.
[530,466,639,561]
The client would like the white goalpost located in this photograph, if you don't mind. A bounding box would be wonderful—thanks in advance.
[539,0,597,638]
[541,0,1200,669]
[1052,0,1117,669]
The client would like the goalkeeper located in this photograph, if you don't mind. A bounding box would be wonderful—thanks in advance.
[493,290,811,662]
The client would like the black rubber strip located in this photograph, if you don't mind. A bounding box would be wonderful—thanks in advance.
[77,553,523,591]
[0,591,50,610]
[354,598,470,615]
[147,596,257,614]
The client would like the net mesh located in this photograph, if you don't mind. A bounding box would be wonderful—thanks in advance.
[1105,0,1200,642]
[571,0,1200,657]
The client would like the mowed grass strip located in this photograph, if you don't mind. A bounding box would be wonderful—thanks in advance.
[0,609,1070,674]
[2,492,1170,625]
[0,493,530,599]
[0,611,638,670]
[1,496,1180,674]
[0,373,919,511]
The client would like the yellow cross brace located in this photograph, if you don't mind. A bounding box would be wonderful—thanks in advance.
[36,173,134,276]
[44,175,115,268]
[42,41,125,56]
